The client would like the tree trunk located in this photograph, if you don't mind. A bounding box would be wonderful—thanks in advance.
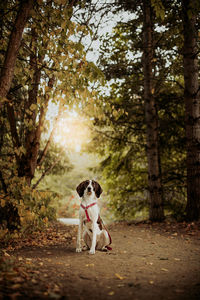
[142,0,164,221]
[182,0,200,221]
[0,0,33,105]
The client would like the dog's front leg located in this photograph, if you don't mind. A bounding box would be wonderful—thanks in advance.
[89,221,97,255]
[76,218,83,252]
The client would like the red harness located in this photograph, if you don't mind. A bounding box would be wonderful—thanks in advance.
[80,202,112,250]
[81,202,97,222]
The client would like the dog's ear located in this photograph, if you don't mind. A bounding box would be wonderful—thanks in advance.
[92,180,103,198]
[76,180,88,197]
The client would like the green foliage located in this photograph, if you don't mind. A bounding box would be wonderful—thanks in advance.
[151,0,165,20]
[37,142,73,176]
[0,0,104,234]
[0,176,58,242]
[85,1,188,221]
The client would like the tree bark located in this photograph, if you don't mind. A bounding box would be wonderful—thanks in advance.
[182,0,200,221]
[142,0,164,221]
[0,0,33,106]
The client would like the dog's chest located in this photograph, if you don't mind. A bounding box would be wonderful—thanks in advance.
[80,204,98,221]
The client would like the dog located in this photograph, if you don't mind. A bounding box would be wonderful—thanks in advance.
[76,180,111,255]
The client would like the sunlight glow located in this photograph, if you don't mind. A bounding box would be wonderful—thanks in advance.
[54,112,91,152]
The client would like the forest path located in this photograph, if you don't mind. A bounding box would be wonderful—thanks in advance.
[2,222,200,300]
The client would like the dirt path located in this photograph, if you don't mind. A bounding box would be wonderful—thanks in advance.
[1,222,200,300]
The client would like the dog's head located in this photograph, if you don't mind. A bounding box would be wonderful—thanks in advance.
[76,180,103,199]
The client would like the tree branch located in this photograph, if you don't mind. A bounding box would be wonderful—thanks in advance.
[32,155,61,190]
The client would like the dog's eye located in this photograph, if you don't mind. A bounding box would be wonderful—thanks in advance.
[85,180,89,187]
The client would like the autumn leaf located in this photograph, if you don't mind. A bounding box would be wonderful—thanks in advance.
[115,273,125,280]
[108,291,115,296]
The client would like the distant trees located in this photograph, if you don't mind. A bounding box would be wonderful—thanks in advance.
[87,0,199,221]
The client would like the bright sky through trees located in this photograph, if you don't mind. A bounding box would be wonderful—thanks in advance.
[46,1,133,152]
[54,112,91,152]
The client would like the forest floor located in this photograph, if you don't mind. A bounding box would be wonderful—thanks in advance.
[0,220,200,300]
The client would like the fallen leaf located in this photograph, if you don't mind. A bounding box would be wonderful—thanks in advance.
[31,279,37,284]
[53,284,60,292]
[13,277,24,283]
[108,291,115,296]
[117,284,125,287]
[11,284,21,290]
[115,273,125,280]
[65,264,70,267]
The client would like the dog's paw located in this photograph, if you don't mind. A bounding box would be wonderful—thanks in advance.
[76,247,82,253]
[102,246,108,252]
[89,249,95,255]
[82,245,89,251]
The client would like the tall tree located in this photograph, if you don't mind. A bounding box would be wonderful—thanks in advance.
[182,0,200,220]
[142,0,164,221]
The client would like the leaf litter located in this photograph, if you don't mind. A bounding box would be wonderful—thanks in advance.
[0,221,200,299]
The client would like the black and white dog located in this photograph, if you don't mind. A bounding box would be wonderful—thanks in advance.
[76,180,111,255]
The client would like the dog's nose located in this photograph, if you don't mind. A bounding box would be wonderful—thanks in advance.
[87,187,91,192]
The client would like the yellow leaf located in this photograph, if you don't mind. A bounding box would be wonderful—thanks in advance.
[108,291,115,296]
[86,264,94,267]
[30,104,37,111]
[115,273,124,280]
[40,205,46,213]
[3,251,10,257]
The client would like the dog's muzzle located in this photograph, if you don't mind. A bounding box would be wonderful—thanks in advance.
[87,187,92,195]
